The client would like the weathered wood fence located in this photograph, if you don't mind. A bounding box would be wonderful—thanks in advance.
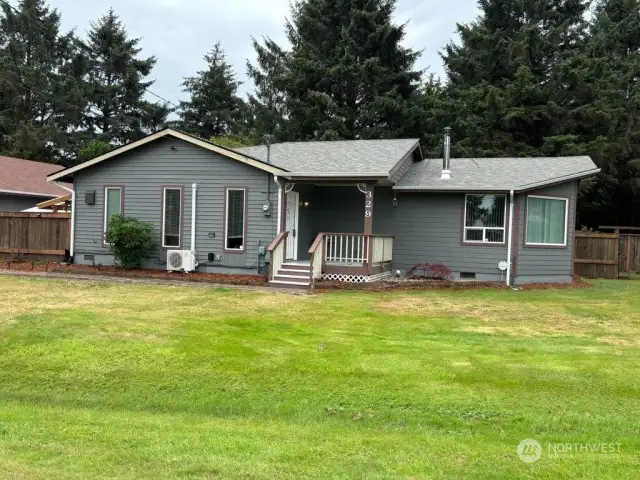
[574,229,640,279]
[619,234,640,277]
[574,232,619,279]
[0,212,70,258]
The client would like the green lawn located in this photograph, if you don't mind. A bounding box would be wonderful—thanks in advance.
[1,277,639,479]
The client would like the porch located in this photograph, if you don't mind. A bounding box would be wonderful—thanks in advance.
[266,182,394,286]
[269,232,394,286]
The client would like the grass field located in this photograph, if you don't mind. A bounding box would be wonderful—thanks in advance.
[0,277,639,479]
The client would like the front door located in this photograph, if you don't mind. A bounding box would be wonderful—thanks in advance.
[286,191,299,260]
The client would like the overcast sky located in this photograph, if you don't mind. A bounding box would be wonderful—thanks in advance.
[40,0,480,105]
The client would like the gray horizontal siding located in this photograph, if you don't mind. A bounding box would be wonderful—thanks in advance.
[373,184,576,283]
[0,193,50,212]
[73,137,277,272]
[514,182,576,283]
[374,188,508,277]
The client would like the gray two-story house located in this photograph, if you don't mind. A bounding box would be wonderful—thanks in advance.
[47,128,599,288]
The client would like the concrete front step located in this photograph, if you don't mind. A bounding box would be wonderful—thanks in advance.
[273,274,310,283]
[278,268,312,275]
[281,263,311,272]
[269,279,310,287]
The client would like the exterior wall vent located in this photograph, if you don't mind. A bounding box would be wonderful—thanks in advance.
[460,272,476,280]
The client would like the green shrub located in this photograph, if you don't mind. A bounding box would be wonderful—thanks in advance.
[105,215,156,269]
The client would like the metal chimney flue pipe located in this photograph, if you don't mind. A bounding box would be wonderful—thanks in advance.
[441,127,452,179]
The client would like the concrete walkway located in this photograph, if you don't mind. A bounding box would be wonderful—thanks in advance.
[0,269,308,294]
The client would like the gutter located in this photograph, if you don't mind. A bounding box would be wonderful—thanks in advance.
[515,168,601,191]
[0,188,60,198]
[52,181,75,258]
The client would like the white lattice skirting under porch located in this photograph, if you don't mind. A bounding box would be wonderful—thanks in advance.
[321,272,391,283]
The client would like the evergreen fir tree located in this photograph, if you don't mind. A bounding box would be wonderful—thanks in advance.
[246,36,290,141]
[0,0,85,163]
[281,0,423,140]
[441,0,589,156]
[178,42,244,139]
[79,9,168,146]
[561,0,640,226]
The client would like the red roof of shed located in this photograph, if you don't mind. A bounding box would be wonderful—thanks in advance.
[0,155,69,197]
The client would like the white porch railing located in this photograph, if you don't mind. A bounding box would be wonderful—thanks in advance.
[267,231,287,279]
[306,233,394,285]
[309,234,324,281]
[324,234,368,264]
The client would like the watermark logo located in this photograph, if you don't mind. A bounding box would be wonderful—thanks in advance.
[517,438,542,463]
[517,438,622,463]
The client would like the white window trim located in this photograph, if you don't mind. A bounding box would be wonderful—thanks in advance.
[525,195,569,247]
[162,187,182,248]
[225,188,247,251]
[103,186,122,242]
[463,194,507,244]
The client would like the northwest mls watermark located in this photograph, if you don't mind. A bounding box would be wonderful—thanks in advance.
[517,438,622,463]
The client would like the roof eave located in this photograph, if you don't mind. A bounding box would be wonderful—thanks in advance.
[282,172,390,180]
[514,168,601,192]
[392,185,512,192]
[0,188,60,198]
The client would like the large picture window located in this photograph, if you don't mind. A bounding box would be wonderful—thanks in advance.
[464,194,507,244]
[225,188,246,251]
[162,187,182,248]
[103,186,122,241]
[526,195,568,246]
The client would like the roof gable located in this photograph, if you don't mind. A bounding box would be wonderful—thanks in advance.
[47,129,288,182]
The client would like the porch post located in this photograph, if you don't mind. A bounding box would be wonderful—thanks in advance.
[363,184,374,234]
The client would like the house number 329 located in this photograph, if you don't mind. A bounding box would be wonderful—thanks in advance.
[365,190,373,217]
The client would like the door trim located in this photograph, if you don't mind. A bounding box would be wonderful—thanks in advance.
[286,191,299,260]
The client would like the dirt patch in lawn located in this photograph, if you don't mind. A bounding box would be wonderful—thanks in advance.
[375,293,634,340]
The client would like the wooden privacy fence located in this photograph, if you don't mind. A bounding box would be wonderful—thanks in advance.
[574,232,619,279]
[619,234,640,277]
[0,212,70,257]
[574,230,640,279]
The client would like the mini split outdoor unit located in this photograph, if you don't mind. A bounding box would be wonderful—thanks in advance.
[167,250,197,272]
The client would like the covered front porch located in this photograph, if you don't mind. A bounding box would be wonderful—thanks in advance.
[267,182,394,286]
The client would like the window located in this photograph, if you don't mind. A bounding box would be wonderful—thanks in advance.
[225,188,246,251]
[526,195,568,246]
[464,194,507,244]
[103,186,122,240]
[162,187,182,248]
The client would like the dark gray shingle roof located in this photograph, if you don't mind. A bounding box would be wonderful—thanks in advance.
[394,156,599,191]
[235,139,420,176]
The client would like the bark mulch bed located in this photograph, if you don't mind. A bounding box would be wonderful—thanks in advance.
[313,276,591,293]
[0,261,267,286]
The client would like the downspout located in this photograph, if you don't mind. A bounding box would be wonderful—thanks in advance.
[506,189,515,286]
[53,181,75,259]
[274,175,282,233]
[191,183,197,253]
